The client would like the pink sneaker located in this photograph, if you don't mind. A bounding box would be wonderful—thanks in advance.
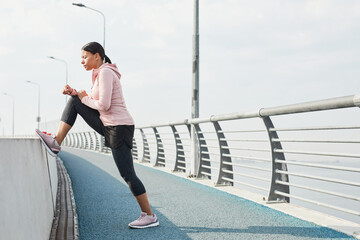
[128,212,159,229]
[35,129,61,156]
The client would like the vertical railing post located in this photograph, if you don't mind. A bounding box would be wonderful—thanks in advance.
[87,132,93,150]
[186,124,192,175]
[79,132,83,149]
[75,133,80,148]
[153,127,165,167]
[213,121,233,186]
[263,116,290,203]
[72,133,75,148]
[132,138,138,161]
[140,129,150,163]
[93,132,98,151]
[82,132,87,149]
[194,124,211,179]
[64,135,69,147]
[72,134,76,147]
[100,135,105,152]
[171,125,186,172]
[190,123,199,177]
[63,136,67,146]
[82,132,88,149]
[69,134,73,147]
[80,132,85,149]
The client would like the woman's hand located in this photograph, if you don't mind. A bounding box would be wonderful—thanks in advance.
[78,90,88,100]
[62,85,73,95]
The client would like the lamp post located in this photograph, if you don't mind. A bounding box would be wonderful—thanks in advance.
[26,81,41,129]
[47,56,68,104]
[190,0,200,177]
[3,92,14,136]
[72,3,106,49]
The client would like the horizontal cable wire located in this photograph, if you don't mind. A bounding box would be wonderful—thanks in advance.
[222,169,269,182]
[275,180,360,201]
[199,138,218,141]
[222,177,268,191]
[203,152,221,156]
[176,143,190,147]
[225,139,268,142]
[274,191,360,216]
[202,165,219,171]
[223,146,270,152]
[276,170,360,187]
[197,131,216,134]
[164,153,177,157]
[272,138,360,144]
[223,154,271,162]
[222,162,271,172]
[200,171,211,177]
[201,158,219,163]
[204,145,220,149]
[275,159,360,172]
[274,149,360,158]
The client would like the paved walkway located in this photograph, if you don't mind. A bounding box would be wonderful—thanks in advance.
[59,148,354,240]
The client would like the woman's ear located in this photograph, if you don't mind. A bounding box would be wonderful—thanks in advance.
[95,52,101,61]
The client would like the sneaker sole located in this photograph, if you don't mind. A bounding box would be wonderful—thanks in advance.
[35,130,59,157]
[128,221,159,229]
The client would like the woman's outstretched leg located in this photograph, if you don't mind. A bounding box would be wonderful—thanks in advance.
[60,96,104,136]
[36,96,104,155]
[55,121,72,145]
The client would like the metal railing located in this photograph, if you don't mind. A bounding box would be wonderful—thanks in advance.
[63,94,360,223]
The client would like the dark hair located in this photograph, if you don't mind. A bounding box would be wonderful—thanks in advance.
[81,42,112,64]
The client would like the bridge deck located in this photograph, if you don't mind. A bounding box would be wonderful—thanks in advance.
[59,147,354,240]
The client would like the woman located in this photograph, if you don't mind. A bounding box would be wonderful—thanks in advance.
[36,42,159,229]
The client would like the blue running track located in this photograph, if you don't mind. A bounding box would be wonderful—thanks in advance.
[58,148,355,240]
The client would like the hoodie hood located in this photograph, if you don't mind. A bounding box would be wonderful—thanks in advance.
[92,63,121,84]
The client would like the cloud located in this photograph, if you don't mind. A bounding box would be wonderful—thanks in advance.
[0,45,13,56]
[1,0,360,134]
[132,1,192,36]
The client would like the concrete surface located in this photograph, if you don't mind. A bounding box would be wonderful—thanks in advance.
[59,147,356,240]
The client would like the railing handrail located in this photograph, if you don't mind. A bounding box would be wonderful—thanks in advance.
[137,94,360,128]
[62,93,360,226]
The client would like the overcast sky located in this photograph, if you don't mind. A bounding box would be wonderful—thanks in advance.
[1,0,360,135]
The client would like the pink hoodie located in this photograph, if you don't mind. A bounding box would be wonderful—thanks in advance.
[80,63,134,126]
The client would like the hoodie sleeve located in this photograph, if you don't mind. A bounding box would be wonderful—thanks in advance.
[81,69,113,111]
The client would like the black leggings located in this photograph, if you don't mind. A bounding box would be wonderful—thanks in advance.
[61,96,146,196]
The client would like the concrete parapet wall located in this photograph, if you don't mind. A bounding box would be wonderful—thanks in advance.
[0,138,58,240]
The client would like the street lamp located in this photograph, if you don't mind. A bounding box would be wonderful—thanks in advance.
[3,92,15,136]
[47,56,68,104]
[26,81,41,129]
[190,0,200,177]
[72,3,106,49]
